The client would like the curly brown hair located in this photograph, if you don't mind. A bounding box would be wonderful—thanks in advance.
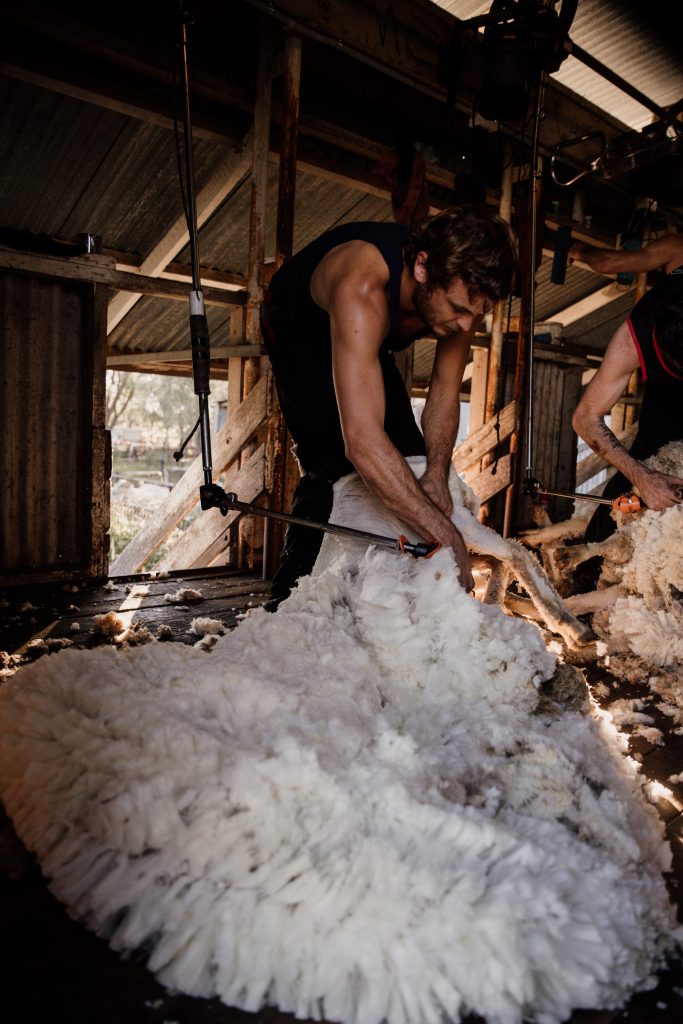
[403,204,517,302]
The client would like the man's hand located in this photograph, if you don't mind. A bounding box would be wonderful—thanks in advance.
[445,522,475,593]
[633,468,683,511]
[419,468,453,516]
[567,241,588,264]
[418,469,474,592]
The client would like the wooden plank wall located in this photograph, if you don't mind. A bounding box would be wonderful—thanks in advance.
[515,351,584,527]
[0,271,109,582]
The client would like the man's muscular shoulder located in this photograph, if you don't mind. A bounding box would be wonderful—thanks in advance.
[310,240,390,313]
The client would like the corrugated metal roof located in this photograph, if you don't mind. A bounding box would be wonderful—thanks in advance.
[432,0,682,131]
[0,77,232,256]
[184,166,393,272]
[2,2,677,366]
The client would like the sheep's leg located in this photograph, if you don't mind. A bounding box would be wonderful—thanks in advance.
[517,516,590,548]
[553,532,631,574]
[483,561,511,606]
[453,509,595,647]
[564,585,625,616]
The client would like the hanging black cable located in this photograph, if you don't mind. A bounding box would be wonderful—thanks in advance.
[172,2,230,515]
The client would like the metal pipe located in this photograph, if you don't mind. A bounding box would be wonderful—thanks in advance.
[178,6,213,489]
[178,15,201,295]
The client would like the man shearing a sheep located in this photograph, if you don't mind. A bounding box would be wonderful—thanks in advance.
[261,205,517,608]
[570,233,683,542]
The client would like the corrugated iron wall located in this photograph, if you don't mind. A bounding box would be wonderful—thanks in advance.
[0,271,108,580]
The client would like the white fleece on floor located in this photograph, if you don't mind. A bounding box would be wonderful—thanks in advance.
[0,469,679,1024]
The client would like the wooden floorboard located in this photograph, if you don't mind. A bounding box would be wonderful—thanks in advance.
[1,574,682,1023]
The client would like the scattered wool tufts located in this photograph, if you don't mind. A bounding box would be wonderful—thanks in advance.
[115,623,156,648]
[668,772,683,785]
[189,617,226,638]
[0,465,680,1024]
[93,612,126,638]
[45,638,73,654]
[631,725,664,746]
[103,581,118,592]
[608,698,655,729]
[69,622,80,633]
[0,650,22,677]
[20,601,35,612]
[193,634,219,652]
[156,624,174,642]
[24,638,49,658]
[164,588,203,604]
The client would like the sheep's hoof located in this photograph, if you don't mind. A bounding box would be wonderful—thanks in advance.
[571,622,597,646]
[553,547,573,568]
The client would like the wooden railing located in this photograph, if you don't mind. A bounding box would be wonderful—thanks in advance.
[454,399,516,504]
[110,373,270,576]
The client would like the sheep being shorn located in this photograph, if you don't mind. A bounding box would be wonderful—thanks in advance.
[0,457,679,1024]
[523,441,683,716]
[315,457,593,648]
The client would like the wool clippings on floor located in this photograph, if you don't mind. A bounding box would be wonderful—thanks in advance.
[0,492,681,1024]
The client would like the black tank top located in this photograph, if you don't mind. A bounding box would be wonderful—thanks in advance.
[627,267,683,459]
[266,221,413,352]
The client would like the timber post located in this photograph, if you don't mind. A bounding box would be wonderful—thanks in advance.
[263,28,303,580]
[480,140,513,525]
[238,14,273,571]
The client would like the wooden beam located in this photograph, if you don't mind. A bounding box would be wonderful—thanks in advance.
[109,254,247,291]
[86,283,110,577]
[453,401,517,475]
[551,281,635,327]
[107,134,253,332]
[107,345,265,367]
[464,454,512,505]
[105,362,227,381]
[157,445,266,571]
[275,31,302,269]
[0,247,246,306]
[110,373,268,575]
[265,29,303,579]
[237,17,272,572]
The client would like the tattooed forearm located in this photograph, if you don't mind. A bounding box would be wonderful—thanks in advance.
[576,412,645,488]
[595,420,627,456]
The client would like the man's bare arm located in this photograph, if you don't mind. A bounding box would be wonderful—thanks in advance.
[569,234,683,276]
[419,327,477,516]
[572,321,683,510]
[311,242,475,588]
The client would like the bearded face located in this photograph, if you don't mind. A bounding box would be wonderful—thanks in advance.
[412,273,487,338]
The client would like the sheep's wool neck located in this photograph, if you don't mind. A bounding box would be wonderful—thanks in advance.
[0,470,678,1024]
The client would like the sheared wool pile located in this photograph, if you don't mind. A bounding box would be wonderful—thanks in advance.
[0,464,680,1024]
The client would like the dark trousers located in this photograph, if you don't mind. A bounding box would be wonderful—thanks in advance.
[262,302,426,608]
[268,474,335,607]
